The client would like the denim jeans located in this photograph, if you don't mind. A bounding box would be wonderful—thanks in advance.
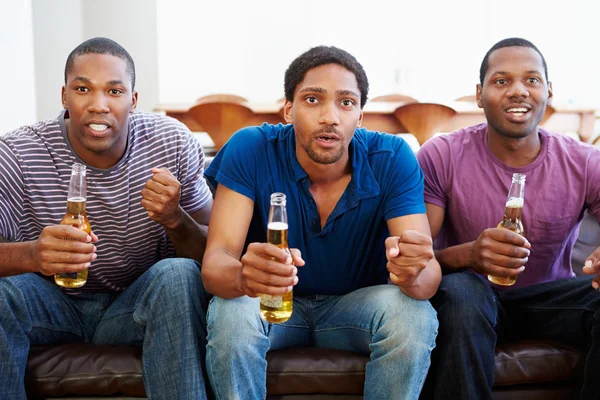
[206,284,438,400]
[421,271,600,400]
[0,258,211,400]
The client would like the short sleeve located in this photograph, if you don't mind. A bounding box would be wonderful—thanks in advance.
[417,136,453,209]
[382,137,426,220]
[176,127,213,214]
[204,126,267,201]
[0,140,24,240]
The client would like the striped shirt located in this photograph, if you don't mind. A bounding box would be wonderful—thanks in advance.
[0,110,212,293]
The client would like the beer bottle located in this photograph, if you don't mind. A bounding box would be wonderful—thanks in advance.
[488,173,526,286]
[54,163,91,288]
[259,192,293,323]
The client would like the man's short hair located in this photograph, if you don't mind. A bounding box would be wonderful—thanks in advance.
[284,46,369,108]
[64,37,136,90]
[479,37,548,85]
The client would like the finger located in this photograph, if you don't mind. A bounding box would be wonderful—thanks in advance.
[486,264,525,279]
[151,167,174,177]
[385,237,400,258]
[389,272,417,287]
[397,242,434,258]
[247,243,291,264]
[387,263,423,279]
[47,225,93,242]
[592,272,600,290]
[242,266,298,289]
[242,252,297,277]
[141,198,166,213]
[583,259,600,279]
[43,237,96,254]
[399,230,433,246]
[289,248,305,266]
[248,282,295,296]
[42,249,97,264]
[142,181,173,198]
[90,231,99,242]
[41,262,91,276]
[483,251,529,269]
[491,228,531,248]
[486,241,530,259]
[150,168,178,186]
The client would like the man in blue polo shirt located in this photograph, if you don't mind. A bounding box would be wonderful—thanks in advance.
[202,46,441,399]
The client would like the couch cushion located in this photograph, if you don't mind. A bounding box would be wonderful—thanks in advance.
[267,348,367,395]
[25,340,583,397]
[494,341,583,386]
[26,344,144,397]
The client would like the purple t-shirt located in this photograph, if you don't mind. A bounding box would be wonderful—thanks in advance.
[417,123,600,289]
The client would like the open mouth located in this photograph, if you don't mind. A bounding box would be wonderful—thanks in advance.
[504,105,533,123]
[85,122,111,136]
[505,107,530,117]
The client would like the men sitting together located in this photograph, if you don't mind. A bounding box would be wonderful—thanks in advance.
[1,36,599,400]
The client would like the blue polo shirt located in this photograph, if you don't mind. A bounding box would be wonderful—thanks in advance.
[205,123,425,296]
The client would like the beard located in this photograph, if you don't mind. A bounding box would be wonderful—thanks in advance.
[302,126,345,164]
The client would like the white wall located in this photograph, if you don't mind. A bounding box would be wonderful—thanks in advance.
[30,0,158,121]
[0,0,37,134]
[156,0,600,108]
[32,0,83,121]
[82,0,159,113]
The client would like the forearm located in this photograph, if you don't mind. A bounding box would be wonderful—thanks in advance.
[0,241,37,277]
[164,207,208,262]
[435,241,474,271]
[201,248,245,298]
[398,258,441,300]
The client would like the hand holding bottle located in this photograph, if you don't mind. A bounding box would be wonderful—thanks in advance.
[239,243,303,297]
[471,228,530,282]
[33,225,97,277]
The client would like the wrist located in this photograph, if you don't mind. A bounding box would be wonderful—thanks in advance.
[163,207,184,230]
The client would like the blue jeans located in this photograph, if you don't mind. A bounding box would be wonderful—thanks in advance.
[421,272,600,400]
[0,258,211,400]
[206,284,438,400]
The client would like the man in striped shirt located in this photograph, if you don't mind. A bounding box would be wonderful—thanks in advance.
[0,38,213,399]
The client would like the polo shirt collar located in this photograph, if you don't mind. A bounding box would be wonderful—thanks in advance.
[285,127,380,201]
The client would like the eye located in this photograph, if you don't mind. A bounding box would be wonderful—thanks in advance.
[305,96,318,104]
[527,77,540,84]
[341,99,355,107]
[109,89,123,95]
[495,78,507,85]
[75,87,89,93]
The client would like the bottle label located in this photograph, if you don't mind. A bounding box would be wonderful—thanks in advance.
[259,294,283,308]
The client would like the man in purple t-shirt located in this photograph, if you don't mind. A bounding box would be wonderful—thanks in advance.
[417,37,600,400]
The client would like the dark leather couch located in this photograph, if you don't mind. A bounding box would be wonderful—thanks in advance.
[24,214,600,399]
[25,340,583,399]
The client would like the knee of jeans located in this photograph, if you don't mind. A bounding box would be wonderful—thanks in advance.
[434,273,495,329]
[206,296,261,339]
[147,258,204,301]
[377,295,438,353]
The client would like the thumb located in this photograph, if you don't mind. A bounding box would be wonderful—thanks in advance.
[151,167,172,176]
[386,236,400,258]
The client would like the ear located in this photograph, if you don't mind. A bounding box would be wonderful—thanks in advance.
[283,100,293,123]
[476,84,483,109]
[61,86,67,109]
[130,91,138,113]
[356,110,363,128]
[547,81,553,106]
